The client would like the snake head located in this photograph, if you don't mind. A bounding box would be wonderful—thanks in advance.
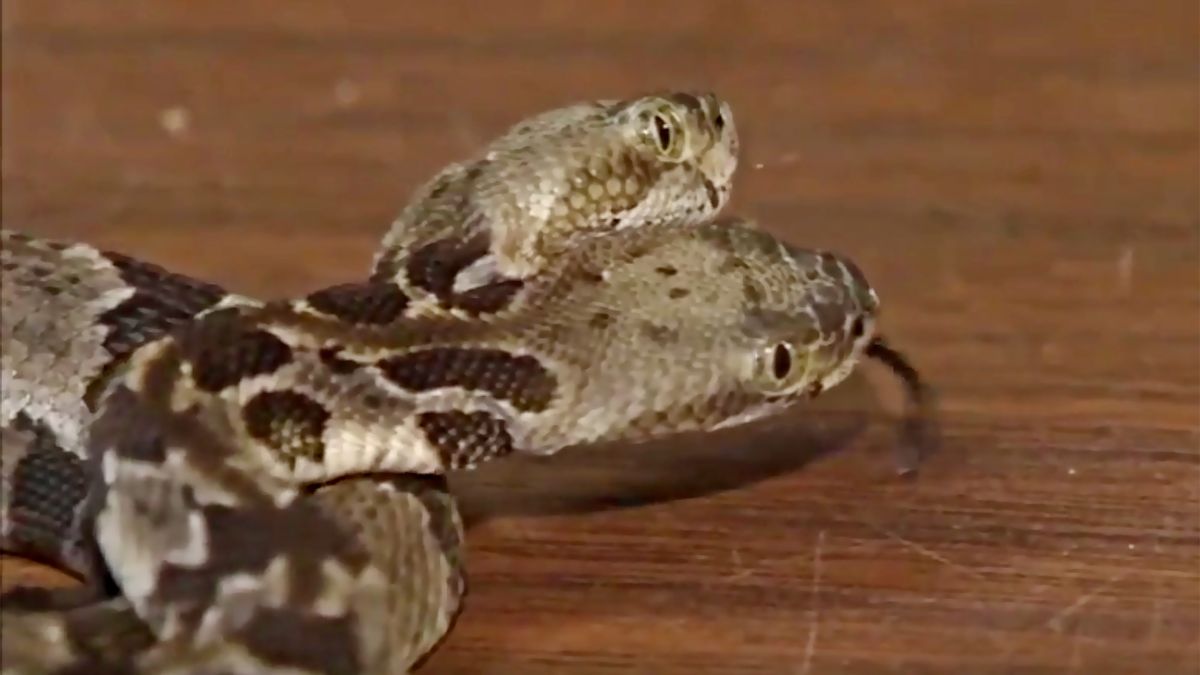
[616,91,738,209]
[508,219,908,451]
[378,91,740,292]
[741,245,881,403]
[488,90,739,275]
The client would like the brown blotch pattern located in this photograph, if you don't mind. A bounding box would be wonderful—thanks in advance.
[742,278,763,304]
[377,348,556,412]
[92,387,170,464]
[573,266,606,285]
[819,252,844,279]
[589,311,613,330]
[176,310,293,392]
[236,608,360,675]
[417,410,515,470]
[403,233,526,314]
[640,322,679,345]
[6,413,89,568]
[668,287,690,299]
[718,254,750,275]
[447,279,524,315]
[655,265,678,276]
[405,233,490,298]
[153,497,369,664]
[318,346,361,374]
[99,252,228,361]
[306,282,410,325]
[242,390,330,468]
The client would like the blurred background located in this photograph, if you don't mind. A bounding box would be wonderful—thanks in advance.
[3,2,1197,673]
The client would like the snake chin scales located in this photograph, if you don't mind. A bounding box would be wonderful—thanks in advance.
[0,91,929,674]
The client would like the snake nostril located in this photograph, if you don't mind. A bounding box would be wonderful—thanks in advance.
[850,317,865,339]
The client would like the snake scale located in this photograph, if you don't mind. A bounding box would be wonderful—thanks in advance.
[0,92,932,674]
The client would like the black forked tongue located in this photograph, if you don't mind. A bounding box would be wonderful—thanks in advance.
[865,336,938,477]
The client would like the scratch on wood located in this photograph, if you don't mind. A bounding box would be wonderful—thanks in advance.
[1069,619,1085,673]
[726,548,752,581]
[797,530,825,675]
[1046,572,1129,632]
[1116,245,1135,295]
[867,521,986,580]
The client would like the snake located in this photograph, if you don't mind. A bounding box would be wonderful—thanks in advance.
[0,91,931,674]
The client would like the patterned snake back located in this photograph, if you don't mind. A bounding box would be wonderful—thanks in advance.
[0,91,931,674]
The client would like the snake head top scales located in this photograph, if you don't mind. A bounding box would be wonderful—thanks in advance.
[372,91,739,303]
[101,218,891,488]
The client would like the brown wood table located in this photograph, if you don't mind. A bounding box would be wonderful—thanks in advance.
[3,2,1197,673]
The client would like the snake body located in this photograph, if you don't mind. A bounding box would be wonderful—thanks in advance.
[0,92,928,674]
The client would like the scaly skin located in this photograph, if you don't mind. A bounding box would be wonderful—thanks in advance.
[0,92,931,674]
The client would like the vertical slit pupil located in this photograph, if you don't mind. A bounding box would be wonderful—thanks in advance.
[772,344,792,380]
[654,115,672,151]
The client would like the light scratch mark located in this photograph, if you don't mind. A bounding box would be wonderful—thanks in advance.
[1069,618,1085,673]
[1147,566,1163,647]
[727,548,752,581]
[797,530,825,675]
[1116,245,1135,295]
[1046,572,1129,632]
[868,522,986,580]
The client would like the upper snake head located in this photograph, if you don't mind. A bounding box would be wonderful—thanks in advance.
[376,91,740,289]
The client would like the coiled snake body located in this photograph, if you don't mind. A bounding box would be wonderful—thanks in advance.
[0,92,929,673]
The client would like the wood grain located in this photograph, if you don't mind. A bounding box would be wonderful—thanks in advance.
[3,2,1197,673]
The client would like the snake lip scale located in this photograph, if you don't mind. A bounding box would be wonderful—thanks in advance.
[0,90,933,674]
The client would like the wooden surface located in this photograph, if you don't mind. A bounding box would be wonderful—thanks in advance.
[3,2,1198,673]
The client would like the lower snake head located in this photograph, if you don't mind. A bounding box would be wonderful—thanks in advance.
[480,217,886,450]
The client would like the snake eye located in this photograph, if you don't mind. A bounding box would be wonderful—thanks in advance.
[714,112,725,131]
[654,114,674,152]
[850,316,865,339]
[772,343,793,380]
[644,106,684,159]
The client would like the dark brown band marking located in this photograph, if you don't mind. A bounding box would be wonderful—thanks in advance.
[417,411,515,470]
[6,413,89,570]
[175,309,293,392]
[589,311,613,330]
[152,498,369,673]
[318,346,362,374]
[377,348,556,412]
[99,252,228,360]
[447,279,525,314]
[236,609,360,675]
[306,282,410,325]
[242,391,330,468]
[405,233,489,299]
[403,233,526,315]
